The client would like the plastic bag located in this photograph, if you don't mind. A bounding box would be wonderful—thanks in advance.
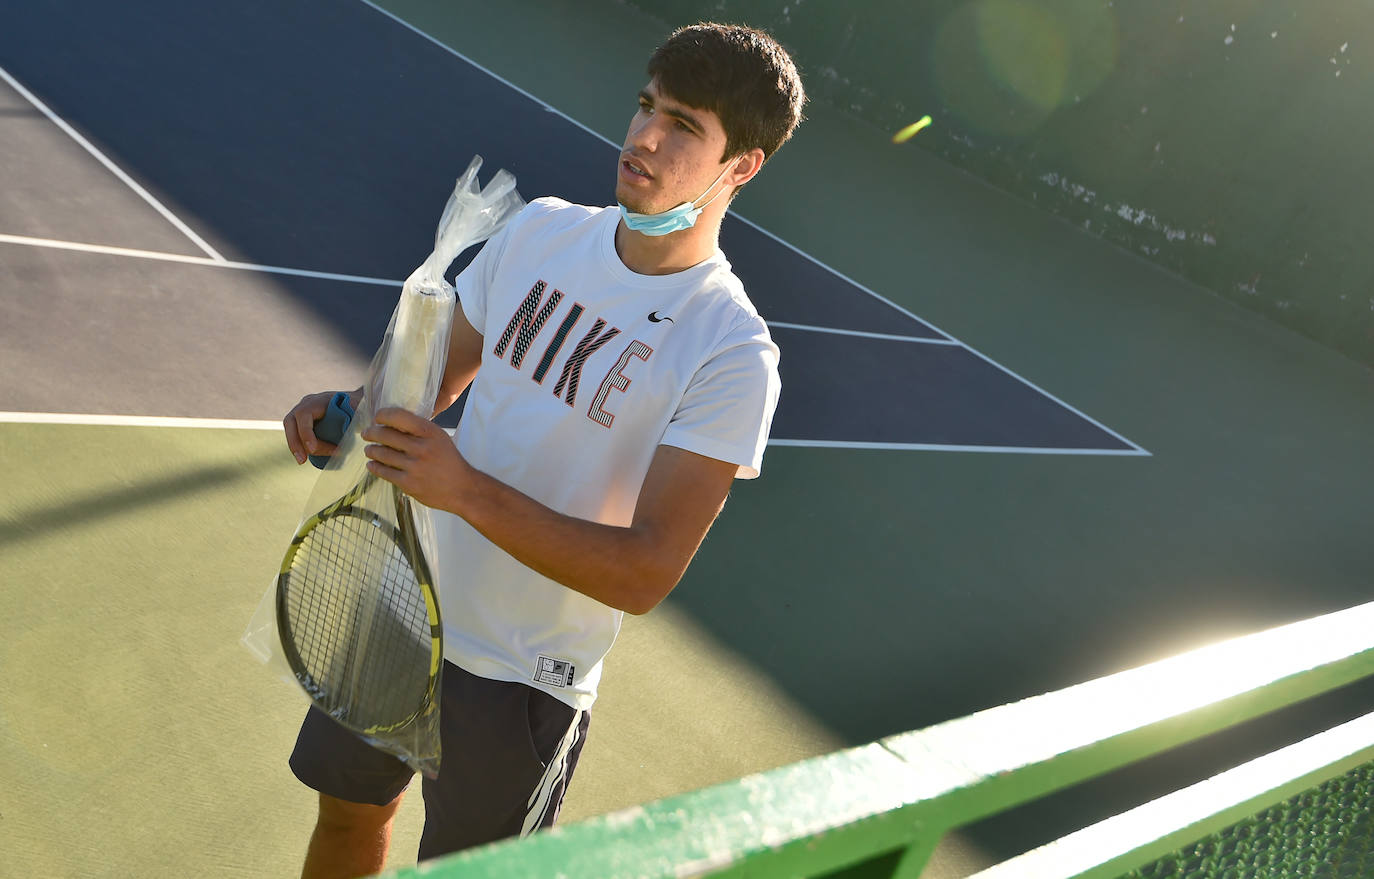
[243,156,524,777]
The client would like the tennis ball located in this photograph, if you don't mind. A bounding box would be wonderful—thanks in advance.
[892,115,933,144]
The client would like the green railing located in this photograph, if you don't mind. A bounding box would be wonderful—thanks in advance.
[378,601,1374,878]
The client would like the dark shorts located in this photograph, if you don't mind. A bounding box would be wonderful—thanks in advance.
[290,660,590,860]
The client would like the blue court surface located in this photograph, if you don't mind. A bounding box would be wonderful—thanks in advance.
[1,0,1141,455]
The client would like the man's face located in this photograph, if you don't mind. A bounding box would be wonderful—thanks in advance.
[617,79,735,215]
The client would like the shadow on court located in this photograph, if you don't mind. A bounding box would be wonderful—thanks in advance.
[0,456,270,549]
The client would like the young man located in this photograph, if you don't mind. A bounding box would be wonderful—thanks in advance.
[281,22,805,878]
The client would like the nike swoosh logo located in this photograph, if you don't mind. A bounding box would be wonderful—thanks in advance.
[648,311,674,323]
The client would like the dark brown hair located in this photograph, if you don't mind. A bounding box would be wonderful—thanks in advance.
[647,22,806,164]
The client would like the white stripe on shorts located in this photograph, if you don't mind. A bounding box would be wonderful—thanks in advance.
[521,709,584,837]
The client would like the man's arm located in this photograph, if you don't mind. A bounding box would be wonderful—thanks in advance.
[362,409,738,615]
[434,308,484,415]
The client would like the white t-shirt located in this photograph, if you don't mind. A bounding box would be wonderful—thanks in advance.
[435,197,781,709]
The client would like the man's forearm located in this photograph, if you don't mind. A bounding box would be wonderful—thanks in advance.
[362,410,735,615]
[438,464,682,615]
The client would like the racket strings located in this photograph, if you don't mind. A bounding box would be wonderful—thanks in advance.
[283,503,433,731]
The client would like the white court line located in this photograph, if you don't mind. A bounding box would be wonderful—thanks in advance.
[0,410,468,436]
[0,236,956,348]
[769,322,959,345]
[0,412,1144,456]
[770,439,1150,456]
[0,412,279,430]
[0,234,399,286]
[352,0,1149,457]
[0,64,227,263]
[0,236,1148,454]
[354,0,952,342]
[956,345,1149,455]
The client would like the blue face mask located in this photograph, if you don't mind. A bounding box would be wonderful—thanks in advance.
[618,159,738,237]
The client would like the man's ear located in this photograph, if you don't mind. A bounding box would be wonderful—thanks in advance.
[726,148,767,189]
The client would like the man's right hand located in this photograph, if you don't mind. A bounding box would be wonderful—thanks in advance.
[284,391,343,465]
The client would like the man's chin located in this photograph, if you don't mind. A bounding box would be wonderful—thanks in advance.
[614,188,641,212]
[615,182,657,214]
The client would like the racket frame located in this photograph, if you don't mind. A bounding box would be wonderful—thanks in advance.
[276,474,443,736]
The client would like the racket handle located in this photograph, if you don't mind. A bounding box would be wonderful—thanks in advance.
[308,392,356,469]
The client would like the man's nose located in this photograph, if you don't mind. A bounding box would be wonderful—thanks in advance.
[627,116,664,151]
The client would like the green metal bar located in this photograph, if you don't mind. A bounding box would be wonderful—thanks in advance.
[889,833,942,879]
[396,744,931,879]
[377,601,1374,879]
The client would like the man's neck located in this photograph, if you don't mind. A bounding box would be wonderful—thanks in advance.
[613,218,720,276]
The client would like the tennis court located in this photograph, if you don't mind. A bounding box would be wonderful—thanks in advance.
[3,0,1372,875]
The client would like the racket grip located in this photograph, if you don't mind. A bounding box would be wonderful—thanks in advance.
[308,392,356,469]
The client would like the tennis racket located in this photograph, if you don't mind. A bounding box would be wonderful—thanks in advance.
[275,469,442,735]
[275,275,452,739]
[271,156,521,759]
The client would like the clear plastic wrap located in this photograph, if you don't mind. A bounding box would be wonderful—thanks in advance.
[244,156,524,778]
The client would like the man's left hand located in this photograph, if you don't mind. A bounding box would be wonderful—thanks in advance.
[362,407,466,510]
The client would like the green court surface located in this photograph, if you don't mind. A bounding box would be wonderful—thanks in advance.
[0,424,845,875]
[3,1,1374,876]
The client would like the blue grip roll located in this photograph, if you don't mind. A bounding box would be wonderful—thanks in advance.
[308,391,356,469]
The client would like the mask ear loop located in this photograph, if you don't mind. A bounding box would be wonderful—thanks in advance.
[691,156,743,212]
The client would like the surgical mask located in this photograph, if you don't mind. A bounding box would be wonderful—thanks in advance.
[618,159,738,237]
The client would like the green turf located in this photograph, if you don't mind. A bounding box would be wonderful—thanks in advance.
[0,425,345,876]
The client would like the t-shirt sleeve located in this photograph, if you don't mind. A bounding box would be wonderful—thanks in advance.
[660,318,782,479]
[452,200,530,335]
